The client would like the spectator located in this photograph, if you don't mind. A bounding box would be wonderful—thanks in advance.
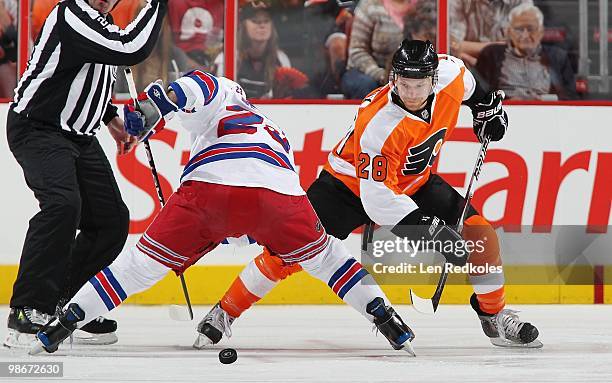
[214,3,294,98]
[133,17,174,89]
[0,0,17,98]
[306,0,355,98]
[403,0,436,42]
[475,3,577,100]
[272,0,354,98]
[113,0,166,91]
[249,0,353,98]
[130,0,175,89]
[450,0,531,66]
[167,0,224,73]
[531,1,579,78]
[343,0,416,99]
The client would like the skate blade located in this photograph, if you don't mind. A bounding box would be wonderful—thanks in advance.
[72,330,118,345]
[3,330,37,350]
[193,334,215,349]
[409,290,435,315]
[28,341,46,356]
[169,305,192,321]
[402,341,417,357]
[491,337,543,348]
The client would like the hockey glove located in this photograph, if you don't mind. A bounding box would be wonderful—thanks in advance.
[123,80,178,141]
[471,90,508,142]
[391,208,468,266]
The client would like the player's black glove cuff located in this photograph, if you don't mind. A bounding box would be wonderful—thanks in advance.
[471,90,508,142]
[391,209,468,266]
[102,103,119,125]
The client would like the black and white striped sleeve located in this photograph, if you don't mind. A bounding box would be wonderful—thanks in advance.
[59,0,167,66]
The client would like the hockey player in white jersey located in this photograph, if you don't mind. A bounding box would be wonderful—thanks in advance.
[31,70,416,355]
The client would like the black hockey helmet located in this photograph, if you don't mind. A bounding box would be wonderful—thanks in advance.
[391,39,438,79]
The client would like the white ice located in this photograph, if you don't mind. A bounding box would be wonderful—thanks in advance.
[1,305,611,382]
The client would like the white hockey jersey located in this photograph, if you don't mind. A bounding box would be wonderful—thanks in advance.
[168,70,305,196]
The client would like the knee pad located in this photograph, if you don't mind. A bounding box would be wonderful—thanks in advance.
[298,235,353,282]
[109,247,171,293]
[255,248,302,282]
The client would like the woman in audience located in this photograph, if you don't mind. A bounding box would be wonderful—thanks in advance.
[342,0,416,99]
[215,3,294,98]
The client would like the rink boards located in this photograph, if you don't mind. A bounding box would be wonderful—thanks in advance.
[0,103,610,304]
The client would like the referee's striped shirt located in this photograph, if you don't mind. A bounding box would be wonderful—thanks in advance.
[11,0,167,136]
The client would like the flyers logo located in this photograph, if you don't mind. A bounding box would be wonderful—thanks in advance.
[401,128,447,175]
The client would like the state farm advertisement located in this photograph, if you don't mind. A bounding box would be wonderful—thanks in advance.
[1,104,610,264]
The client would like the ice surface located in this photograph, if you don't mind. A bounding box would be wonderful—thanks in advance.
[1,305,611,382]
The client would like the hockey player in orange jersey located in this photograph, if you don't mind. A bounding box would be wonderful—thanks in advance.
[194,39,542,350]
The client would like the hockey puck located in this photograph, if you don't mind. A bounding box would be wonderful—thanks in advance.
[219,348,237,364]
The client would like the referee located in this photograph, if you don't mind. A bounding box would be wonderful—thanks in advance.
[4,0,167,348]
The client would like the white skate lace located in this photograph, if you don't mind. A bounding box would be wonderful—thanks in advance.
[221,311,233,339]
[496,309,524,340]
[24,308,50,325]
[371,324,380,337]
[204,305,234,338]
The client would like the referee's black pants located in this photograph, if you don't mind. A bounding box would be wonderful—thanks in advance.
[6,110,129,314]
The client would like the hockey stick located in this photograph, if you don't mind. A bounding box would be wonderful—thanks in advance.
[124,68,194,321]
[410,135,491,314]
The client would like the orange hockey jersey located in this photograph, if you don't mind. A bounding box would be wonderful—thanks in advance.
[323,55,477,226]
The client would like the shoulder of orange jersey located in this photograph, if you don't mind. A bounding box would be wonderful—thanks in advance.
[436,54,467,85]
[359,84,391,109]
[435,54,476,102]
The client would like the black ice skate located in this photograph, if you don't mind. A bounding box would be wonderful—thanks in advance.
[3,307,51,349]
[29,303,85,355]
[55,300,118,345]
[73,317,118,345]
[470,293,543,348]
[193,302,235,349]
[366,297,416,356]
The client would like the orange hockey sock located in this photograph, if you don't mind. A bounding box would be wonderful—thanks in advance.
[476,286,506,315]
[220,277,260,318]
[463,215,506,315]
[220,250,302,318]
